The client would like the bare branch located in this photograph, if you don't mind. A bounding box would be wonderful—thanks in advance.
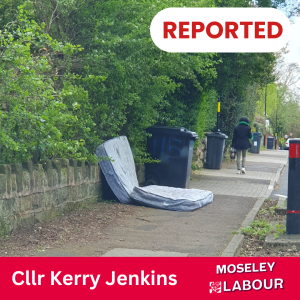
[48,1,59,32]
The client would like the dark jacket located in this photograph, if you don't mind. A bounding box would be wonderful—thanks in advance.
[232,122,253,150]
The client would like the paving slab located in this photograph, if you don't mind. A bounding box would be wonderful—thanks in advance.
[196,169,277,180]
[221,161,280,173]
[102,248,189,257]
[245,157,286,164]
[265,221,300,251]
[265,234,300,251]
[275,197,287,215]
[190,175,270,198]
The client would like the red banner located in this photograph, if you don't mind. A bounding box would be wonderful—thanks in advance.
[0,257,298,299]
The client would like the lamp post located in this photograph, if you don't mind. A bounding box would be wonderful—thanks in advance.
[275,89,282,150]
[217,97,220,132]
[264,83,268,146]
[265,83,267,119]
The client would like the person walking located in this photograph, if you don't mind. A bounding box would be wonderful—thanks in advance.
[231,117,253,174]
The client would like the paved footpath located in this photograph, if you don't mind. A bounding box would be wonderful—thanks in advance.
[43,149,288,257]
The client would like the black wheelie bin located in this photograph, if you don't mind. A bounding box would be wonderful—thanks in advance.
[205,132,228,169]
[145,126,198,188]
[251,132,262,154]
[267,136,274,149]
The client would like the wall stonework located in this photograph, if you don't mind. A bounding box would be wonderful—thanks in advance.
[192,137,207,169]
[0,159,101,233]
[0,137,217,233]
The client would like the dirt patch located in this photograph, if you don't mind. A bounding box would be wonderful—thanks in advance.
[239,198,300,257]
[0,201,136,257]
[273,181,280,191]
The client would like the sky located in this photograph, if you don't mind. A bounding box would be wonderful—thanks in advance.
[284,16,300,64]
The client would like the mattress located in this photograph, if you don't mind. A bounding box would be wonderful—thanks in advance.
[96,136,213,211]
[130,185,213,211]
[96,136,138,204]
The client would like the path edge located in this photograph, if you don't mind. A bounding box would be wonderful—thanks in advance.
[221,160,287,257]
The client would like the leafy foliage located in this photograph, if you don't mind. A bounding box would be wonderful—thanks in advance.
[241,219,273,240]
[241,219,286,240]
[0,9,102,163]
[21,0,219,160]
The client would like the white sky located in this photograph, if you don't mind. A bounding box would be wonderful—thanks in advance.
[284,17,300,64]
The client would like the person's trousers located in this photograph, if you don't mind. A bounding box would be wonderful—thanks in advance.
[236,149,247,170]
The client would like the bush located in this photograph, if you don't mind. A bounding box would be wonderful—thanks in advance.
[0,9,101,163]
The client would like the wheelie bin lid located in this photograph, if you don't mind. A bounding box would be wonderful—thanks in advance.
[146,126,199,140]
[253,132,262,136]
[267,136,274,139]
[205,132,228,139]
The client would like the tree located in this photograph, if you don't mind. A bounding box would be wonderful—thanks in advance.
[20,0,219,161]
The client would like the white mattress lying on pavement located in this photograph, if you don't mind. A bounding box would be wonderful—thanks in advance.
[131,186,213,211]
[96,136,213,211]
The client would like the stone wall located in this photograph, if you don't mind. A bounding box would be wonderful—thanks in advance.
[0,138,218,234]
[192,137,207,169]
[0,159,101,234]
